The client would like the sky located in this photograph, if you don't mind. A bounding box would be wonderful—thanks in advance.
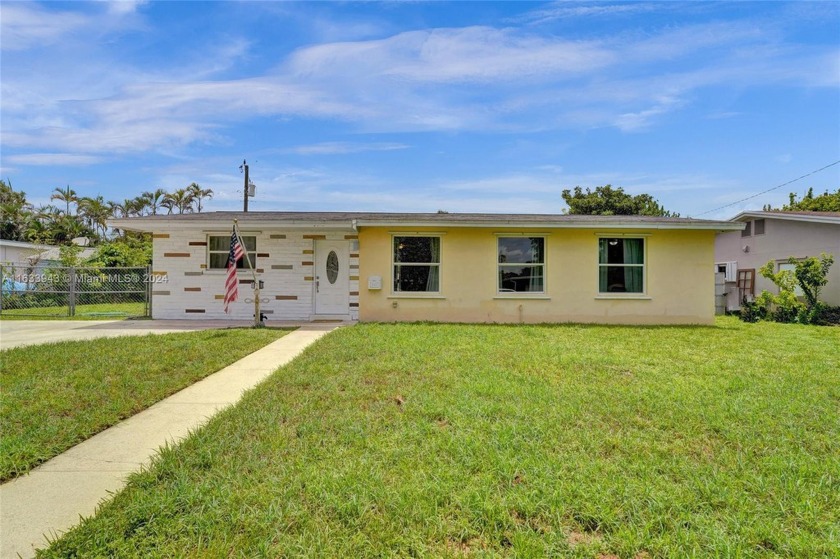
[1,0,838,220]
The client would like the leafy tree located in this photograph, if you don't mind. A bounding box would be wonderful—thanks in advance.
[793,253,835,322]
[163,188,195,214]
[752,253,835,324]
[561,185,677,216]
[1,179,33,241]
[763,188,840,212]
[142,188,168,215]
[78,196,111,238]
[187,183,213,212]
[86,236,152,267]
[50,185,78,216]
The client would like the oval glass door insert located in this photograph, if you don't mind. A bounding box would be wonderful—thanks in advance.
[326,251,339,284]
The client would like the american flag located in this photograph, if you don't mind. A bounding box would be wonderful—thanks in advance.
[223,229,245,313]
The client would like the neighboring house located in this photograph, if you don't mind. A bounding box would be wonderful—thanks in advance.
[0,239,52,265]
[715,211,840,310]
[110,212,742,325]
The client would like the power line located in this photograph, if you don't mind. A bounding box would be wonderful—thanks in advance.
[691,159,840,217]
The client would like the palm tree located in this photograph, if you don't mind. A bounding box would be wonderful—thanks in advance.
[163,188,194,214]
[50,185,78,216]
[142,188,167,215]
[77,196,111,239]
[1,179,33,241]
[187,183,213,213]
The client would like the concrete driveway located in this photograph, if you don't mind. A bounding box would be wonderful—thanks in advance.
[0,319,312,350]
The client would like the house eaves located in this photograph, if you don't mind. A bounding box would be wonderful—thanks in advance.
[109,212,744,233]
[729,211,840,225]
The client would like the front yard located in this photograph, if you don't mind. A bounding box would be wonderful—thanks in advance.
[0,328,289,481]
[39,318,839,557]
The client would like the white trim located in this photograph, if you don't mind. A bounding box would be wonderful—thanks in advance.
[112,217,743,233]
[493,232,552,236]
[597,236,647,296]
[391,234,442,295]
[387,295,447,300]
[364,220,741,230]
[594,296,653,301]
[494,296,551,300]
[595,232,652,237]
[206,233,258,270]
[728,211,840,225]
[496,235,547,295]
[387,231,448,235]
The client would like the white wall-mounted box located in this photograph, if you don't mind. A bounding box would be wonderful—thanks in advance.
[368,275,382,290]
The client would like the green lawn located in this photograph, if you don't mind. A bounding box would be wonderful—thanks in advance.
[0,328,290,481]
[0,301,146,319]
[39,318,839,558]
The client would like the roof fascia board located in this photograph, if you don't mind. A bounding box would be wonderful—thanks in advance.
[354,220,743,231]
[110,217,743,232]
[731,212,840,225]
[108,219,357,232]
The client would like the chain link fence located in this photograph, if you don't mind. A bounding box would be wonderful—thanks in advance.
[0,263,151,318]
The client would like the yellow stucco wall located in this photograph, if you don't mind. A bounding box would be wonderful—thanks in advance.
[358,227,716,325]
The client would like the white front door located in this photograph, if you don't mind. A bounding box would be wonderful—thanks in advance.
[314,240,349,315]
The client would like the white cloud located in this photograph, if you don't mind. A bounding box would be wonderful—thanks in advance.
[4,153,104,166]
[286,27,614,84]
[2,5,838,162]
[516,2,660,25]
[0,3,88,51]
[107,0,147,16]
[284,142,410,155]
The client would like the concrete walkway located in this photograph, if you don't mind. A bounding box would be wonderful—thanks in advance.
[0,324,341,558]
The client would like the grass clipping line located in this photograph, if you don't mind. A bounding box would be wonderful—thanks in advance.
[0,328,289,482]
[36,318,840,557]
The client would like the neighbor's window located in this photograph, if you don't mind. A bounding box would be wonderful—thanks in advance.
[599,238,644,293]
[208,235,257,269]
[498,237,544,293]
[393,236,440,292]
[741,221,752,237]
[754,219,765,235]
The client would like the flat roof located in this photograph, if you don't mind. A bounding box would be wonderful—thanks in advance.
[110,211,743,232]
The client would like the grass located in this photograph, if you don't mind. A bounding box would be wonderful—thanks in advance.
[38,318,839,558]
[0,328,290,481]
[0,301,146,319]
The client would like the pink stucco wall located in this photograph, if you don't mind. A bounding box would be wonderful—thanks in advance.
[715,217,840,308]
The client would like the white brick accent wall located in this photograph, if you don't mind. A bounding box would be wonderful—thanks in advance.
[151,230,358,321]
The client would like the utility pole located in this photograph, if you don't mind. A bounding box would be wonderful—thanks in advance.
[242,159,249,212]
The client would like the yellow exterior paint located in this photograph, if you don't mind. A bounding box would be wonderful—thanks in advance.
[358,227,716,325]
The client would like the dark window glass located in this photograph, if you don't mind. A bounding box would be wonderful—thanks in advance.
[498,237,545,292]
[741,221,752,237]
[754,219,765,235]
[393,237,440,292]
[208,235,257,269]
[598,238,644,293]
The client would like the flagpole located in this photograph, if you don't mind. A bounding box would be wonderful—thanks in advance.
[233,219,262,327]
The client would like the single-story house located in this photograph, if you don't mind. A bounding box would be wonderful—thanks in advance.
[715,210,840,310]
[0,239,52,265]
[110,212,743,325]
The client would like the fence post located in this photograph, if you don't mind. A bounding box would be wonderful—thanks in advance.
[68,266,76,317]
[146,265,153,318]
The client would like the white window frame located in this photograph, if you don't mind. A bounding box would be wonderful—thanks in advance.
[391,234,441,294]
[597,236,647,295]
[497,236,546,294]
[207,234,257,270]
